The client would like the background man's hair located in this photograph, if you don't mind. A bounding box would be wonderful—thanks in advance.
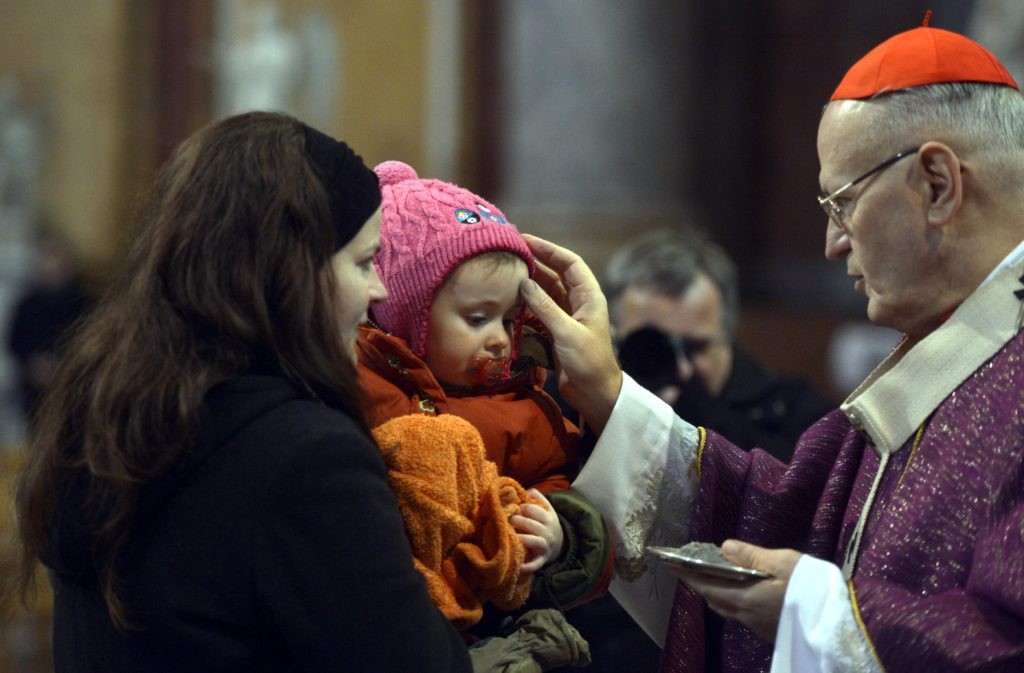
[603,227,740,337]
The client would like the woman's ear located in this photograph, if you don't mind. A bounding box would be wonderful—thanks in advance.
[918,141,963,227]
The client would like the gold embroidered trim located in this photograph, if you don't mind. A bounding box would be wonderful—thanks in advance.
[896,422,926,490]
[847,579,887,672]
[695,426,707,477]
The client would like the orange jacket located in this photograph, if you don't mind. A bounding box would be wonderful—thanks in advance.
[373,414,534,629]
[357,325,582,492]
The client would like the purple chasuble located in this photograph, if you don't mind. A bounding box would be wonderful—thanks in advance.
[661,330,1024,673]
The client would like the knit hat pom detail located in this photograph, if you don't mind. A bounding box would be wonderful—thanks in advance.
[375,160,419,187]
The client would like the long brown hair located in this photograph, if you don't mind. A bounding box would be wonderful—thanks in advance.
[14,111,368,626]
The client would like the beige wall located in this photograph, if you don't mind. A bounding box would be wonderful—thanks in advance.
[331,0,430,170]
[1,1,148,279]
[228,0,431,173]
[1,0,433,281]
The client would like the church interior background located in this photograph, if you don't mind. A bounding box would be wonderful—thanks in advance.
[2,1,1021,670]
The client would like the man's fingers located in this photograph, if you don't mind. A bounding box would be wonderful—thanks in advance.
[672,571,744,614]
[523,233,576,272]
[675,543,792,644]
[520,278,577,338]
[524,234,603,315]
[529,259,571,313]
[519,233,622,432]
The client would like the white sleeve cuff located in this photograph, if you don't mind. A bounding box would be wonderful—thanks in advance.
[771,555,882,673]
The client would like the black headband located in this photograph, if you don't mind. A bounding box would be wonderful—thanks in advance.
[302,125,382,250]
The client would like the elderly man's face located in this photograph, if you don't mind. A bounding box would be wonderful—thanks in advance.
[818,101,944,337]
[614,274,733,397]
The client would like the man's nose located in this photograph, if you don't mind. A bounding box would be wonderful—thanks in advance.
[824,219,851,261]
[676,355,695,383]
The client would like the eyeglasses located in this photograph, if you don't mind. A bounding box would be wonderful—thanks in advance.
[817,147,920,231]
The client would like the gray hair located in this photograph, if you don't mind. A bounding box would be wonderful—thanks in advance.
[603,228,740,337]
[861,84,1024,183]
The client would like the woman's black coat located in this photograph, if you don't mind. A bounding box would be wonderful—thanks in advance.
[44,374,471,672]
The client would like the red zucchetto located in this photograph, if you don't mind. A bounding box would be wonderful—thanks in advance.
[830,10,1018,101]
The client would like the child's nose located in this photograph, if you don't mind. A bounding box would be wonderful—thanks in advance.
[485,325,510,354]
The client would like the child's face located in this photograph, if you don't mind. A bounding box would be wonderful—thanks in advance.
[425,255,529,386]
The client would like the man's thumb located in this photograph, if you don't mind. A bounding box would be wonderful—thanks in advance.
[520,279,571,336]
[721,539,757,568]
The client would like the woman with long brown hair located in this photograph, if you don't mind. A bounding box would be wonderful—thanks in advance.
[13,111,471,672]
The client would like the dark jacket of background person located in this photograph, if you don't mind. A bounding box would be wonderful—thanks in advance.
[45,372,469,672]
[6,240,91,420]
[675,346,834,460]
[618,328,833,461]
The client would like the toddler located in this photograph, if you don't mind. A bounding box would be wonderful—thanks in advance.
[357,161,611,633]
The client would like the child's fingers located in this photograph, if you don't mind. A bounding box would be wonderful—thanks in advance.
[511,513,544,535]
[517,533,551,573]
[520,556,545,575]
[524,488,553,508]
[517,503,555,522]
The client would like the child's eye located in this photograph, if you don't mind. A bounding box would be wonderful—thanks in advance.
[465,314,488,327]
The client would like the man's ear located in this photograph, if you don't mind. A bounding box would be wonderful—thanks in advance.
[918,141,963,227]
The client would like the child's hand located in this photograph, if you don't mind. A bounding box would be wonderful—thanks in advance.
[511,488,565,576]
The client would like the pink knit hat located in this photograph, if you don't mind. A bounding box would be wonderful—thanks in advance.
[372,161,535,358]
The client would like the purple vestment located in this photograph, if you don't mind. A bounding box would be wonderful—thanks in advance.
[662,330,1024,672]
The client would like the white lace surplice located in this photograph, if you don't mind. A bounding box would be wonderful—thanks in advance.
[572,375,699,645]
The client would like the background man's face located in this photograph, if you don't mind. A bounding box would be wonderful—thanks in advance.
[614,273,733,397]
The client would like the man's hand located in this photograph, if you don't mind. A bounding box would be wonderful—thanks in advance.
[671,539,802,643]
[519,234,622,433]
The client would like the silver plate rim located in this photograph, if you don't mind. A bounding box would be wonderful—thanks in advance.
[646,545,772,581]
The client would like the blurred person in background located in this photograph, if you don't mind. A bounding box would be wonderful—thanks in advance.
[6,234,90,424]
[605,228,832,462]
